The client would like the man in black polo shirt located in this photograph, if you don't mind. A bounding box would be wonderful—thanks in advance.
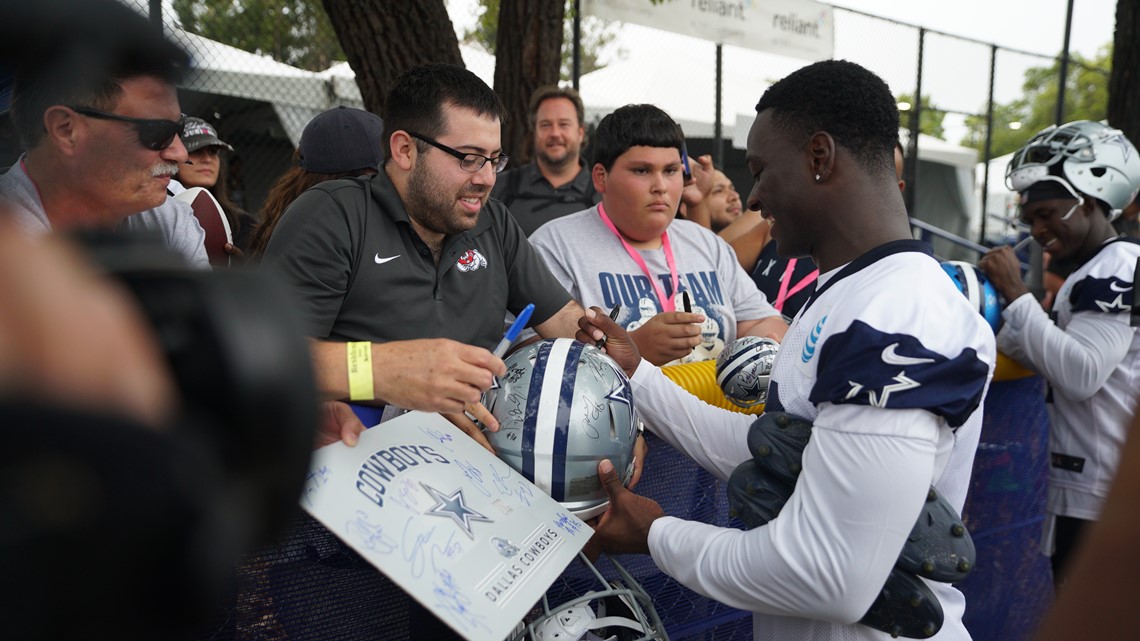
[491,85,600,236]
[259,63,585,640]
[265,64,583,430]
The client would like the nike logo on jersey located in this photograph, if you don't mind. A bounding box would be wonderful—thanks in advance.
[1110,281,1131,293]
[374,254,400,264]
[882,342,936,366]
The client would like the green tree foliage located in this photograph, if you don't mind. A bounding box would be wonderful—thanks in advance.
[896,93,946,140]
[961,47,1111,157]
[173,0,344,71]
[464,0,621,81]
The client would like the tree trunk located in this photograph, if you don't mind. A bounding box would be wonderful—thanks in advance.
[493,0,564,161]
[320,0,462,116]
[1109,0,1140,141]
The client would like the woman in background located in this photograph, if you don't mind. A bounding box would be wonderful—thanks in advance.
[247,106,384,258]
[175,117,256,252]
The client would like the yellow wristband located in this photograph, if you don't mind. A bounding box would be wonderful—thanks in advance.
[347,341,374,401]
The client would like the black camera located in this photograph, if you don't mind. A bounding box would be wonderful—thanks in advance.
[1,232,318,640]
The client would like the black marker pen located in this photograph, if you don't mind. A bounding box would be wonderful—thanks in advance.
[597,304,622,349]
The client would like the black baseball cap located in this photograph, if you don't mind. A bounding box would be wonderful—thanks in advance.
[182,117,234,154]
[298,106,385,173]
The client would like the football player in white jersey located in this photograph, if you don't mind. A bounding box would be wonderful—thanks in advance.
[577,60,996,641]
[978,120,1140,588]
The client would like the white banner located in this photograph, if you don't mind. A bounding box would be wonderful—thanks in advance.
[302,411,592,641]
[583,0,834,61]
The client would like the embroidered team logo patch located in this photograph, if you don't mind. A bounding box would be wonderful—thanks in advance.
[456,248,488,272]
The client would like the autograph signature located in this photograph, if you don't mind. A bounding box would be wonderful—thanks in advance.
[301,465,333,507]
[434,570,490,633]
[401,519,466,579]
[419,426,455,450]
[491,465,535,506]
[345,510,398,554]
[453,458,492,497]
[554,512,584,536]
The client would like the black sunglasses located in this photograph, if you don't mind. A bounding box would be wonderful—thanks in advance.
[71,106,187,151]
[407,131,509,174]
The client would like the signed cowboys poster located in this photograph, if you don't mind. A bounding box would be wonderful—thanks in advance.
[302,411,593,641]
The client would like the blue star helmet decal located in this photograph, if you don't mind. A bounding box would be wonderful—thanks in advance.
[1070,275,1133,314]
[809,321,989,428]
[421,483,492,538]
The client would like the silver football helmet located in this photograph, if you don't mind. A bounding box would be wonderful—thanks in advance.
[1006,120,1140,218]
[483,338,640,520]
[507,552,668,641]
[715,336,779,408]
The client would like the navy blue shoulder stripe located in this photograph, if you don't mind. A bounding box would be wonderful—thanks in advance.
[809,320,988,428]
[1069,274,1134,314]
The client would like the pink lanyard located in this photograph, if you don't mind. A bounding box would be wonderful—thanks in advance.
[597,203,680,313]
[774,258,818,313]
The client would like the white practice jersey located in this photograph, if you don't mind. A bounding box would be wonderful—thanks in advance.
[635,240,995,641]
[998,237,1140,520]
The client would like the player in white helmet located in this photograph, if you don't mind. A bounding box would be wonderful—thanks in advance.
[979,120,1140,589]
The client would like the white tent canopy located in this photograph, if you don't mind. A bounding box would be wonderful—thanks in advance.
[179,30,495,146]
[977,151,1020,242]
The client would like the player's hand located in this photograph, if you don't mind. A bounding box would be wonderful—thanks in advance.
[441,401,496,454]
[978,247,1029,303]
[591,458,665,556]
[628,435,648,491]
[314,400,366,448]
[576,306,642,376]
[630,311,705,366]
[373,339,506,414]
[691,154,715,196]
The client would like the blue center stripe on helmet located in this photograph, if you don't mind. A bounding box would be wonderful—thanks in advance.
[550,341,585,502]
[521,341,554,481]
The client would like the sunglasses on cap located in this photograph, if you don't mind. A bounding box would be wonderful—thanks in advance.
[70,106,187,151]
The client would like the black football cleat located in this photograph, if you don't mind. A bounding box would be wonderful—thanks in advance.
[859,568,944,639]
[726,459,796,529]
[745,412,813,486]
[896,487,976,583]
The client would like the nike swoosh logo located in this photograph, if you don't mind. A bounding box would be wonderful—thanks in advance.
[1110,281,1131,292]
[374,254,401,264]
[881,342,935,367]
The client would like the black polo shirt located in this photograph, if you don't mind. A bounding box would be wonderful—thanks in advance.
[263,170,572,350]
[490,160,600,236]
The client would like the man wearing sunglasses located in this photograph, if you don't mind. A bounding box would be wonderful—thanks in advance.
[0,37,208,268]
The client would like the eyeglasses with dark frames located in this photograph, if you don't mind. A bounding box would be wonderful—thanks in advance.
[70,106,187,151]
[407,131,510,174]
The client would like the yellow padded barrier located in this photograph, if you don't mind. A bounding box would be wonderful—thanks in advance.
[660,350,1032,409]
[660,359,765,415]
[994,351,1035,381]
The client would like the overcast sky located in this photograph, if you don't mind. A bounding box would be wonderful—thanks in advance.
[446,0,1119,145]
